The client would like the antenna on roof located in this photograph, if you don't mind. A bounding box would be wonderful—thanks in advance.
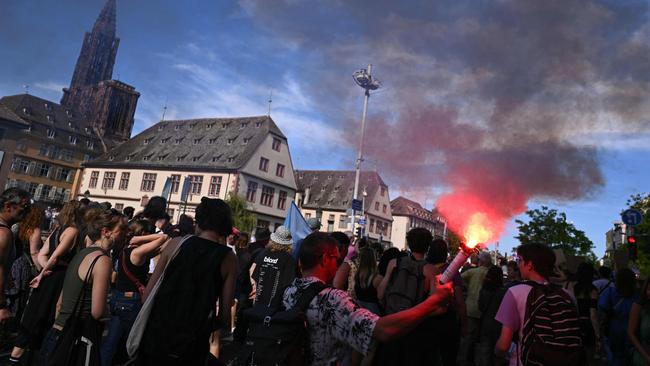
[23,84,29,95]
[267,90,273,117]
[161,96,168,122]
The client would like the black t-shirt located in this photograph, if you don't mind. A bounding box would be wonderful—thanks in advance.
[252,248,297,309]
[116,246,149,292]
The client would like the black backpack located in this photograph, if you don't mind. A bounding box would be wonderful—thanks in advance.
[520,281,586,366]
[383,256,426,314]
[238,281,328,366]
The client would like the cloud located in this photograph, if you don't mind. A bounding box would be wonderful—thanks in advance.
[33,81,66,93]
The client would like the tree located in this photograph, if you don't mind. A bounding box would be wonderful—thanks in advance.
[515,206,596,260]
[624,193,650,275]
[226,194,257,234]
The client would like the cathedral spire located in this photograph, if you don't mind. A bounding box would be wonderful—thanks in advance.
[92,0,117,37]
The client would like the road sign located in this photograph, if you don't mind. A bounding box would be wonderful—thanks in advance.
[351,199,362,211]
[622,209,644,227]
[358,219,366,225]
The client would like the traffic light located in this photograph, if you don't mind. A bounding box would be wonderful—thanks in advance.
[628,234,638,261]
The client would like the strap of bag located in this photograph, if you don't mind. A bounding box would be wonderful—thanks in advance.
[121,248,146,298]
[295,282,328,312]
[598,280,613,296]
[70,252,105,319]
[126,235,193,357]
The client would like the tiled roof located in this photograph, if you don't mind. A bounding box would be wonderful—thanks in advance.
[0,94,101,153]
[85,115,286,171]
[0,103,28,127]
[295,170,387,211]
[391,196,436,222]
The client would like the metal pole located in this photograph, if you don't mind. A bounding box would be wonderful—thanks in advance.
[353,64,372,216]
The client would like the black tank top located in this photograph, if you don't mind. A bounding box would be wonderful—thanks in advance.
[48,226,76,268]
[116,246,149,292]
[141,236,231,358]
[354,275,379,303]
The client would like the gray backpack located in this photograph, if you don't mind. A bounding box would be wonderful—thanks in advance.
[384,256,426,314]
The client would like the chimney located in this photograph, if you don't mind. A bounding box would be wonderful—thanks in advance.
[304,187,311,205]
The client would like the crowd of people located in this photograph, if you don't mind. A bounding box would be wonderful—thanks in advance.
[0,187,649,365]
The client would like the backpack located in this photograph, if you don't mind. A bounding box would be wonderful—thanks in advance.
[520,281,586,366]
[238,281,328,366]
[384,256,426,314]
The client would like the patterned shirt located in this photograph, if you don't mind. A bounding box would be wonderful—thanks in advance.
[282,276,379,366]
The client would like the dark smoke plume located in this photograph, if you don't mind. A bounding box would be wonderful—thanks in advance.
[239,0,650,239]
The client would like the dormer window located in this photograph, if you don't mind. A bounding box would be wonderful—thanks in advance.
[209,138,217,144]
[157,154,168,161]
[174,138,183,145]
[108,155,115,161]
[192,155,202,162]
[22,107,30,116]
[44,103,52,111]
[193,138,202,145]
[243,137,251,144]
[161,137,170,143]
[126,154,133,161]
[144,138,153,145]
[239,122,248,129]
[46,115,54,123]
[68,122,74,128]
[158,125,164,131]
[227,138,235,145]
[255,121,262,128]
[85,127,91,134]
[69,136,77,145]
[227,156,235,163]
[66,110,72,118]
[143,154,152,161]
[211,155,221,163]
[47,129,55,139]
[327,175,332,180]
[222,122,230,129]
[87,140,94,149]
[189,123,197,129]
[174,125,180,131]
[176,155,185,162]
[207,123,215,129]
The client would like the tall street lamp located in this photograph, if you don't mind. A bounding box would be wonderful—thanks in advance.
[352,65,381,227]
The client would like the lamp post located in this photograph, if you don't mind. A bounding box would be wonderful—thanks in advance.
[352,65,381,228]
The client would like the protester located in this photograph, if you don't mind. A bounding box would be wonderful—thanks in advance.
[281,232,453,366]
[38,208,126,365]
[495,243,584,365]
[330,231,350,267]
[132,197,237,365]
[477,265,507,366]
[248,226,293,307]
[423,237,467,366]
[354,247,381,315]
[599,267,637,366]
[175,214,195,237]
[100,219,168,366]
[629,279,650,365]
[377,247,402,278]
[6,206,43,321]
[333,237,368,299]
[460,251,492,366]
[593,266,614,294]
[565,262,600,364]
[8,200,82,365]
[122,206,135,221]
[505,260,521,286]
[0,188,31,327]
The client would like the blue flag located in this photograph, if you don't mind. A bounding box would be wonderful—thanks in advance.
[284,201,311,259]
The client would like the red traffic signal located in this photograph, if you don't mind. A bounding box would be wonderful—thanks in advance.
[628,236,637,244]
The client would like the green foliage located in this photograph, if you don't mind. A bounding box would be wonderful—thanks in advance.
[225,194,257,234]
[446,230,462,256]
[625,193,650,276]
[515,206,596,260]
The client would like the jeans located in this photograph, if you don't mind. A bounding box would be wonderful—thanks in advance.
[37,328,62,366]
[100,290,142,366]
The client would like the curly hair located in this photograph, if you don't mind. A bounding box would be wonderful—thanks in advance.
[57,200,84,228]
[18,206,44,243]
[267,241,292,254]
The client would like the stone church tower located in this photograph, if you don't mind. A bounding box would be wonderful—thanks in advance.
[61,0,139,148]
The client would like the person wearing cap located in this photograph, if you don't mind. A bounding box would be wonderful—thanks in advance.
[459,250,492,366]
[306,217,322,232]
[249,226,298,310]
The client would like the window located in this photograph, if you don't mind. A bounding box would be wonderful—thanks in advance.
[119,172,130,190]
[192,155,202,162]
[38,163,50,177]
[375,202,380,211]
[222,122,231,129]
[47,129,55,139]
[41,185,51,198]
[28,183,38,196]
[209,176,222,196]
[276,163,285,178]
[174,138,183,144]
[246,181,258,202]
[68,136,77,145]
[207,123,215,129]
[259,157,269,172]
[381,187,386,197]
[144,138,152,145]
[255,121,262,128]
[260,185,275,207]
[383,204,387,214]
[141,173,157,192]
[227,138,235,145]
[39,144,48,156]
[339,215,347,229]
[277,190,287,210]
[305,213,311,219]
[227,156,235,163]
[193,138,201,145]
[369,219,375,233]
[327,218,334,232]
[102,172,116,189]
[46,114,54,122]
[188,175,203,195]
[240,122,248,129]
[143,154,152,161]
[89,171,99,188]
[56,168,71,182]
[243,137,251,144]
[161,137,170,144]
[209,138,217,144]
[115,203,124,211]
[87,140,94,149]
[11,158,29,174]
[272,138,281,152]
[174,125,180,131]
[48,145,60,159]
[170,174,181,193]
[61,150,73,161]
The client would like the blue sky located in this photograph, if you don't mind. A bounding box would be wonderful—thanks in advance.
[1,0,648,257]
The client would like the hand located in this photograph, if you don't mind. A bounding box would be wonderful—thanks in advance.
[30,274,43,288]
[425,276,453,313]
[0,308,12,324]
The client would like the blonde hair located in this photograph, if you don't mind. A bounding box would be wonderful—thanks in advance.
[268,241,293,254]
